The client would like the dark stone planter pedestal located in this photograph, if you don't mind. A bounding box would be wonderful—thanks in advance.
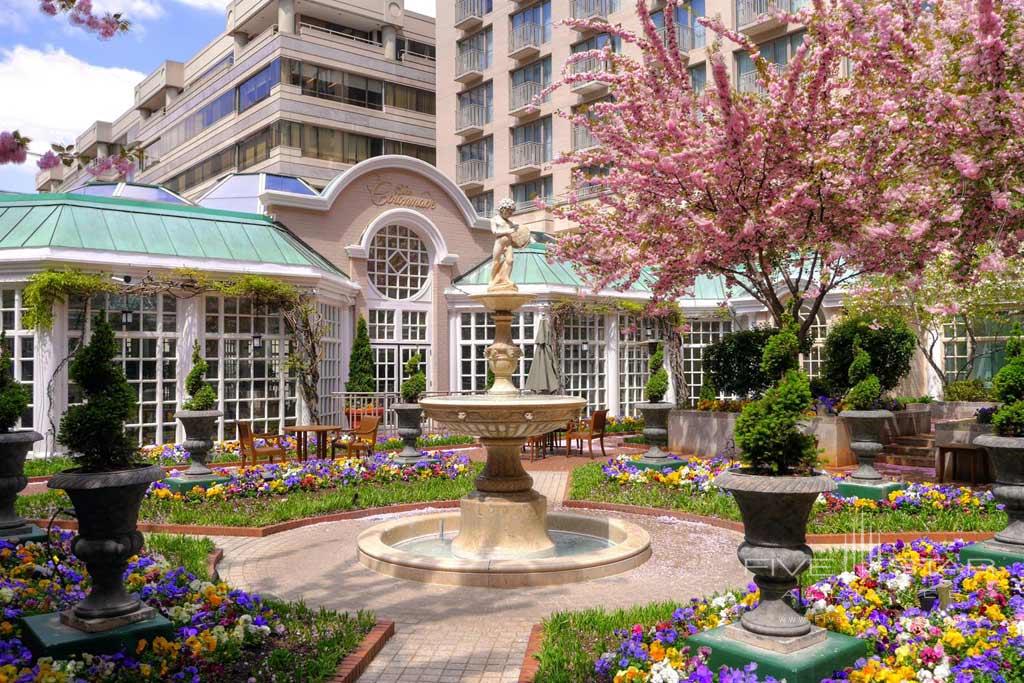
[393,404,433,466]
[633,403,677,471]
[0,430,45,542]
[688,469,864,681]
[960,435,1024,567]
[837,410,901,501]
[172,409,229,492]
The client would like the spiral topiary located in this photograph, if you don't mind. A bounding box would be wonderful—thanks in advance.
[58,316,138,472]
[760,318,800,380]
[400,353,427,403]
[644,342,669,402]
[844,338,883,410]
[182,340,217,411]
[0,331,30,433]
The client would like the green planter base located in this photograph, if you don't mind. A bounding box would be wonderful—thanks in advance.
[0,524,48,544]
[20,611,175,659]
[163,475,231,495]
[959,541,1024,568]
[835,481,903,501]
[631,458,683,472]
[687,626,866,683]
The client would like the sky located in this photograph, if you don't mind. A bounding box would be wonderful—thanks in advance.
[0,0,437,194]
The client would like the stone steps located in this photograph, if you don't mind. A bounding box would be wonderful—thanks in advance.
[875,432,936,469]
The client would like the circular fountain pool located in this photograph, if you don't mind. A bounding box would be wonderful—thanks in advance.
[357,511,651,588]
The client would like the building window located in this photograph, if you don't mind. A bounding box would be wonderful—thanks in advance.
[511,175,553,211]
[470,191,494,217]
[237,59,281,112]
[237,125,274,170]
[369,310,429,395]
[562,313,606,411]
[458,136,494,178]
[689,62,707,94]
[457,27,493,70]
[458,81,494,124]
[651,2,706,49]
[161,145,235,195]
[618,315,657,417]
[682,319,732,403]
[385,83,436,114]
[397,37,436,61]
[148,88,235,163]
[383,140,437,165]
[802,312,828,379]
[737,31,805,92]
[459,312,534,391]
[942,317,1020,383]
[68,293,178,446]
[0,288,33,430]
[511,1,552,43]
[369,310,395,340]
[510,57,552,105]
[511,116,553,161]
[203,296,297,439]
[367,225,431,301]
[317,303,345,425]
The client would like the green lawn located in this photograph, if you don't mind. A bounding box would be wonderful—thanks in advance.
[20,467,478,528]
[569,463,1007,534]
[531,549,863,683]
[146,533,216,579]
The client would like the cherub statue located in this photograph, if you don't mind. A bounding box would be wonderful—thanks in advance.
[489,198,521,292]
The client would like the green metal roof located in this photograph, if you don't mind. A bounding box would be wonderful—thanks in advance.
[0,193,346,278]
[454,238,729,300]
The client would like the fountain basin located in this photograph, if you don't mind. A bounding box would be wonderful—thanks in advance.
[357,511,652,587]
[418,394,585,439]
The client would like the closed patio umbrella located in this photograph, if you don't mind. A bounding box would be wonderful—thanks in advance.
[526,316,561,394]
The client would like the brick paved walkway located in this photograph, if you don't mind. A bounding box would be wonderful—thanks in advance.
[215,470,750,683]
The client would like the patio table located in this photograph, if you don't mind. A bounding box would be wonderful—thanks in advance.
[285,424,342,461]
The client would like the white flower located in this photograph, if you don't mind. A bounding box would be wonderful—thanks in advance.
[934,663,950,680]
[818,582,832,595]
[838,572,858,585]
[649,660,681,683]
[886,573,912,591]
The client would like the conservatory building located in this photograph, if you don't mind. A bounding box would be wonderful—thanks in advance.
[0,154,950,455]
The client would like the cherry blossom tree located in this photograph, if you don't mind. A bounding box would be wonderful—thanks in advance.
[2,1,132,178]
[548,0,1024,346]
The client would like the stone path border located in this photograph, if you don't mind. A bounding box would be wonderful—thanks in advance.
[516,625,544,683]
[330,621,396,683]
[561,499,998,544]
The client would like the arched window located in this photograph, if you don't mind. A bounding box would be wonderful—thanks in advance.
[367,225,430,300]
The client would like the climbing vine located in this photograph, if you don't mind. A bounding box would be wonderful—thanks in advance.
[23,270,118,330]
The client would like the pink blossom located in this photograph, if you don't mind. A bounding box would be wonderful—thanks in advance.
[0,131,29,165]
[951,152,981,180]
[36,150,61,171]
[978,251,1006,273]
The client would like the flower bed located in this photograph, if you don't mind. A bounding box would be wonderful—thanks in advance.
[571,457,1007,534]
[0,532,375,681]
[534,539,1024,683]
[19,453,479,528]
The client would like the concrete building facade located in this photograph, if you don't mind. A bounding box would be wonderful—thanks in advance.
[36,0,438,200]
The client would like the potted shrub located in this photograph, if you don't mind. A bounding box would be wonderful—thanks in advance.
[175,340,221,478]
[636,343,673,468]
[394,353,427,465]
[48,316,164,623]
[0,330,42,540]
[716,322,833,638]
[973,331,1024,552]
[839,339,891,483]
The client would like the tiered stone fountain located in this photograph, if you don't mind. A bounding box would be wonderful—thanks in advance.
[357,211,651,586]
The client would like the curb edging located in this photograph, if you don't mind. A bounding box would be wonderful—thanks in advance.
[517,623,544,683]
[331,620,396,683]
[561,499,998,544]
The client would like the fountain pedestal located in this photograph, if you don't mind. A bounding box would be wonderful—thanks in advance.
[453,490,553,559]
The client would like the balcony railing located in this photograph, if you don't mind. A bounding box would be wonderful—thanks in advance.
[509,22,543,56]
[300,22,382,49]
[655,24,706,52]
[570,55,609,92]
[737,64,783,94]
[571,0,616,20]
[456,104,488,132]
[510,142,546,171]
[455,49,485,80]
[510,81,543,112]
[574,182,606,200]
[456,159,489,185]
[456,0,486,27]
[736,0,792,28]
[572,124,599,150]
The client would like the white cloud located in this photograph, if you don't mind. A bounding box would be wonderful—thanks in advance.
[0,45,144,192]
[93,0,166,20]
[404,0,436,17]
[171,0,230,10]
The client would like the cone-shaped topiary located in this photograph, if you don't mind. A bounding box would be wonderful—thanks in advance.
[400,353,427,403]
[58,316,138,472]
[346,316,375,393]
[644,342,669,402]
[182,340,217,411]
[0,331,30,434]
[844,338,883,410]
[734,325,819,475]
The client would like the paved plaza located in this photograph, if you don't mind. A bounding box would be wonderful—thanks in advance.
[216,470,751,682]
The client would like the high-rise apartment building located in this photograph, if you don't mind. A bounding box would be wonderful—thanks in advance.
[437,0,808,231]
[37,0,437,200]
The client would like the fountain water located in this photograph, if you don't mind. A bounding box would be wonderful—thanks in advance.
[356,290,651,587]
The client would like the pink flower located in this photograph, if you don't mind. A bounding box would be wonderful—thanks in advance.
[0,131,29,165]
[951,152,981,180]
[36,150,61,171]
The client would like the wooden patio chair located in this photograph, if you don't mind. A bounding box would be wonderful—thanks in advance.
[565,409,609,459]
[333,414,381,458]
[237,421,288,468]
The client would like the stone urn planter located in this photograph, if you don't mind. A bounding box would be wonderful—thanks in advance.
[634,402,674,469]
[839,409,893,483]
[716,469,836,638]
[393,403,427,465]
[176,409,222,477]
[975,434,1024,549]
[48,464,164,622]
[0,430,42,539]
